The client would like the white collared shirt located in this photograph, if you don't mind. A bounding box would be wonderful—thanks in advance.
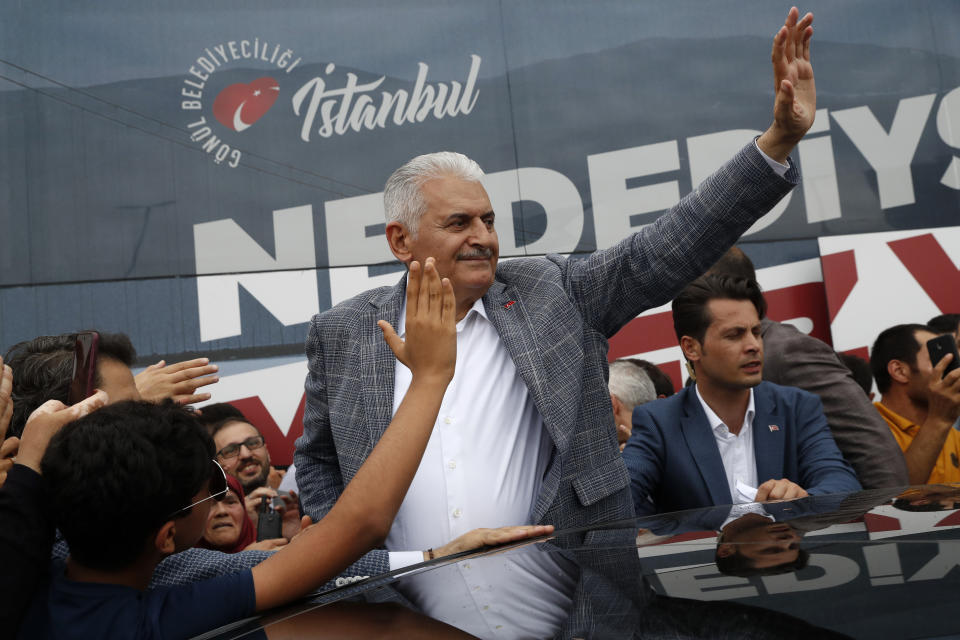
[385,296,573,638]
[695,385,759,504]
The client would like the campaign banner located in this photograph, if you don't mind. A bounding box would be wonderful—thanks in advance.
[818,225,960,360]
[1,1,958,361]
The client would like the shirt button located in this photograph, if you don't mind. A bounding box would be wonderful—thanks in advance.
[448,460,457,469]
[444,416,453,424]
[482,605,489,611]
[453,508,462,518]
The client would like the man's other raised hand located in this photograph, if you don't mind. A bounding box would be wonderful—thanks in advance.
[757,7,816,163]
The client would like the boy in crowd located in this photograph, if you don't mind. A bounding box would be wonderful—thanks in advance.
[18,260,551,638]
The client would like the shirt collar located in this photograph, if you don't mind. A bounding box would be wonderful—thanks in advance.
[874,401,919,436]
[694,384,756,435]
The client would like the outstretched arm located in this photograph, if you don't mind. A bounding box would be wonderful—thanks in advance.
[757,7,816,163]
[252,259,550,611]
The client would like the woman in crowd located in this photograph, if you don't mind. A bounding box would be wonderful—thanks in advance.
[196,475,287,552]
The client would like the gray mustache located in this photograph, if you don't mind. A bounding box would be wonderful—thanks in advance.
[457,248,493,260]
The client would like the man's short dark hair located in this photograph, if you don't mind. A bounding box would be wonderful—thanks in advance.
[672,274,767,345]
[194,402,249,436]
[707,246,757,283]
[3,332,137,438]
[869,324,932,395]
[715,546,810,577]
[837,352,873,397]
[623,359,676,397]
[41,400,214,571]
[928,314,960,336]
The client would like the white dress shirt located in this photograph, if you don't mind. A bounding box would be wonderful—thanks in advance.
[386,296,574,638]
[695,385,759,504]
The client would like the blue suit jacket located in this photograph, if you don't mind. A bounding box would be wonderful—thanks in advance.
[622,381,861,516]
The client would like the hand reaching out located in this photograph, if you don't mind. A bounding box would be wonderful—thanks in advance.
[378,258,457,386]
[135,357,220,405]
[0,359,12,438]
[16,391,109,473]
[428,524,555,560]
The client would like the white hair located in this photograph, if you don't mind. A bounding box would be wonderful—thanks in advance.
[608,360,656,410]
[383,151,484,236]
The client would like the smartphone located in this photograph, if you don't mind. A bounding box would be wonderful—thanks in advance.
[256,495,283,541]
[67,332,100,405]
[927,333,960,379]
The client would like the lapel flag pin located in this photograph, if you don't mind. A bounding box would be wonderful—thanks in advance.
[768,424,780,432]
[504,300,516,309]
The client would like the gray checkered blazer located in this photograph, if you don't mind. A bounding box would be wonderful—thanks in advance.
[294,141,799,579]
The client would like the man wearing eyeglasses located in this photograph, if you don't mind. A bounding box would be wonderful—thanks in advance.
[208,415,301,538]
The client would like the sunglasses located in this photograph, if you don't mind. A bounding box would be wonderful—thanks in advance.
[168,460,228,519]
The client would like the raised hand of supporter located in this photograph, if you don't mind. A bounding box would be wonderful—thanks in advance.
[0,360,16,488]
[267,466,286,490]
[0,359,12,436]
[757,6,816,162]
[427,524,555,560]
[0,435,18,488]
[16,391,108,473]
[378,258,457,386]
[755,478,808,503]
[926,353,960,424]
[135,357,219,405]
[279,491,304,541]
[244,486,279,526]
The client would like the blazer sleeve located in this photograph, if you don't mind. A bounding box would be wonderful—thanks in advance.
[558,141,799,337]
[294,314,346,522]
[621,406,667,517]
[763,323,909,489]
[795,392,863,496]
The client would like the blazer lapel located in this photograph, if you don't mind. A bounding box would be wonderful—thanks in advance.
[361,278,404,447]
[752,384,785,485]
[679,388,733,506]
[483,282,570,454]
[483,281,572,523]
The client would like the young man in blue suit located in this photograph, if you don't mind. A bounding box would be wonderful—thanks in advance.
[622,275,861,516]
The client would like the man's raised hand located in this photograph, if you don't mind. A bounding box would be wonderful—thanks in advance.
[758,6,815,163]
[378,258,457,385]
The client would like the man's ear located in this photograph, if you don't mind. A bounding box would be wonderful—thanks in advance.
[887,359,911,385]
[680,336,701,364]
[385,221,414,264]
[154,521,177,556]
[610,393,623,414]
[716,543,736,559]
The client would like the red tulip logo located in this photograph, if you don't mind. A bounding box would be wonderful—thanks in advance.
[212,77,280,132]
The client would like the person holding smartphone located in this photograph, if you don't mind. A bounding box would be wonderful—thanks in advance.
[871,324,960,484]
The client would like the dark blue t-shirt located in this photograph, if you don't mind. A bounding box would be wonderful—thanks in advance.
[19,560,257,639]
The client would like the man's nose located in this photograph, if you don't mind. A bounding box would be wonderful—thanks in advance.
[467,217,493,240]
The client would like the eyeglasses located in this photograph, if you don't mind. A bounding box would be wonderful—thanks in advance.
[215,435,266,460]
[168,460,228,519]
